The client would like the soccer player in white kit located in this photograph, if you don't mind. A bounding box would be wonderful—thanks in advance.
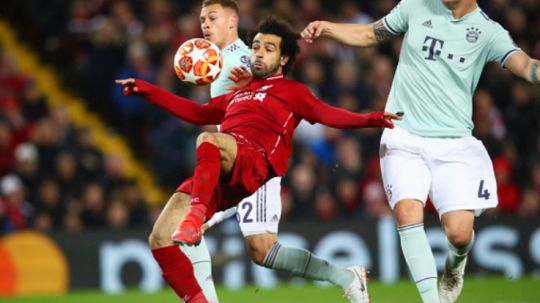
[182,2,371,302]
[301,0,540,302]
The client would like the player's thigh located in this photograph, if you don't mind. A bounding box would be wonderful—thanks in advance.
[214,132,238,173]
[237,177,282,237]
[429,137,497,215]
[380,132,431,210]
[149,192,191,248]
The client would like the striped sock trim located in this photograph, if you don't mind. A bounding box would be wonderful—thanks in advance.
[301,253,312,278]
[397,223,424,232]
[262,242,282,268]
[415,276,437,284]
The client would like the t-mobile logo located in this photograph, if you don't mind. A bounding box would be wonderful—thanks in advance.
[422,36,444,61]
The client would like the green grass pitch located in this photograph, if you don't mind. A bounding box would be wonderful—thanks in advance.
[2,277,539,303]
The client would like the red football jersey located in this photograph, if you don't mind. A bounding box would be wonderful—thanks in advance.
[133,75,390,176]
[207,74,320,176]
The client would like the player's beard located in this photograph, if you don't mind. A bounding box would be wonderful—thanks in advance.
[251,59,281,79]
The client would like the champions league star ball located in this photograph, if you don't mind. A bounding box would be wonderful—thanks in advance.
[174,38,223,85]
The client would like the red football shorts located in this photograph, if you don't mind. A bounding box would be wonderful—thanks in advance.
[176,133,275,219]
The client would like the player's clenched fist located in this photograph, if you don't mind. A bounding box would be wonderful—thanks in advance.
[301,20,327,43]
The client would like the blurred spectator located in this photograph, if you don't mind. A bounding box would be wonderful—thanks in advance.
[313,189,338,221]
[0,121,17,175]
[289,163,317,219]
[361,157,392,218]
[518,187,540,216]
[106,200,130,230]
[55,151,84,203]
[74,127,104,180]
[112,179,149,227]
[0,174,33,231]
[34,178,65,229]
[13,143,40,202]
[493,157,520,213]
[80,182,107,228]
[474,89,506,156]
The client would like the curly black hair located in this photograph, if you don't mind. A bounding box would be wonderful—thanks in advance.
[247,16,300,75]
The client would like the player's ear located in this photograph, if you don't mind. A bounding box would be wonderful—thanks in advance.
[229,14,238,29]
[280,55,290,67]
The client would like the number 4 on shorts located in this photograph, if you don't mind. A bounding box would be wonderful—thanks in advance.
[477,180,491,200]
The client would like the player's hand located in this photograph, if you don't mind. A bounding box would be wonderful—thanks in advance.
[301,21,327,43]
[364,111,402,128]
[381,112,402,128]
[115,78,140,95]
[226,66,252,91]
[201,222,209,233]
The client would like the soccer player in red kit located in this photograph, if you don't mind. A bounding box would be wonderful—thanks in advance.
[117,16,399,303]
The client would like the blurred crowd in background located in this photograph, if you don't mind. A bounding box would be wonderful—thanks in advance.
[0,0,539,234]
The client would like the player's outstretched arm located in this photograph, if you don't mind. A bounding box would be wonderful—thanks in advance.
[115,78,226,125]
[505,52,540,84]
[301,19,398,47]
[311,103,400,129]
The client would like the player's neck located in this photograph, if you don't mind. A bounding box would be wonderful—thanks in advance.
[219,33,240,50]
[444,0,478,19]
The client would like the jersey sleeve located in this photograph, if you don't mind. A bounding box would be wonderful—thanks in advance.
[383,0,413,34]
[486,25,521,66]
[289,83,394,129]
[288,84,320,124]
[134,79,228,125]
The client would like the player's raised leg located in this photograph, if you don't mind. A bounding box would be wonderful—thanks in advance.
[439,211,475,303]
[148,192,209,303]
[172,132,237,245]
[244,233,368,302]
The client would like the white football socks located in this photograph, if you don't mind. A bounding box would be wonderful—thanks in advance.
[398,223,439,303]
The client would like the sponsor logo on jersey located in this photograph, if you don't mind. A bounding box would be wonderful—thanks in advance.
[258,85,273,92]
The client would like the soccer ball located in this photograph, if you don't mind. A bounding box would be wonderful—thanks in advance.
[173,38,223,85]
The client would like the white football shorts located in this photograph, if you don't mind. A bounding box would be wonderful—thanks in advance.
[379,126,498,216]
[236,176,282,236]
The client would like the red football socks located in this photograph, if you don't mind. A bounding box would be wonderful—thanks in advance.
[192,142,221,203]
[173,142,221,244]
[151,246,208,303]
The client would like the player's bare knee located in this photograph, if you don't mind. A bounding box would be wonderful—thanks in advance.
[148,226,170,249]
[245,234,277,265]
[196,132,218,147]
[250,248,269,266]
[446,230,473,248]
[394,200,424,226]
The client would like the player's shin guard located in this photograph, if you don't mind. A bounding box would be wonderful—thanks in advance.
[398,223,439,303]
[151,245,208,303]
[262,242,354,289]
[181,237,219,303]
